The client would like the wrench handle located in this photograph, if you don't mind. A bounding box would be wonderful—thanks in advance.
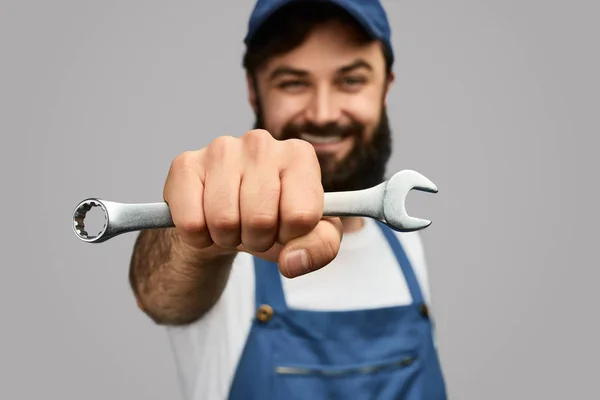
[73,169,437,243]
[323,184,385,219]
[73,184,386,243]
[103,200,174,235]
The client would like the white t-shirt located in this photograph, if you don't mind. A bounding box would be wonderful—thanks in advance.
[166,218,434,400]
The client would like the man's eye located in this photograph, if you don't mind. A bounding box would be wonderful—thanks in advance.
[340,76,366,88]
[278,80,307,89]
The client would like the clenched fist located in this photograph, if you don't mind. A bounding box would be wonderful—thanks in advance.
[163,129,343,278]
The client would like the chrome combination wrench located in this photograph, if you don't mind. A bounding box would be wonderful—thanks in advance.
[72,169,438,243]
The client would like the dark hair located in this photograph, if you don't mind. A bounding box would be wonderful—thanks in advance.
[242,1,393,77]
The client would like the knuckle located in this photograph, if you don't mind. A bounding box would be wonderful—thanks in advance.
[242,129,273,143]
[210,214,240,233]
[208,135,238,158]
[241,129,274,159]
[245,212,278,232]
[287,138,316,157]
[178,217,207,235]
[171,150,197,171]
[320,235,339,261]
[211,135,237,147]
[284,208,321,230]
[307,232,340,269]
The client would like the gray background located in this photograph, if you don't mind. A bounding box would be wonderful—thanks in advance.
[1,0,598,399]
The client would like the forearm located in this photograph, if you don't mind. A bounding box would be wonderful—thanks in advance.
[129,228,236,326]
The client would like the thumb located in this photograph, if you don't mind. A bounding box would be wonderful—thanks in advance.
[277,217,343,278]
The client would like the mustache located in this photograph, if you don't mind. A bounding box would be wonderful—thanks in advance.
[280,121,364,140]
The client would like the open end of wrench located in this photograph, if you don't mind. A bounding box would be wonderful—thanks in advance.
[382,170,438,232]
[72,199,109,242]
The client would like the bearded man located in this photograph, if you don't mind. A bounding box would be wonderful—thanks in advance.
[129,1,448,399]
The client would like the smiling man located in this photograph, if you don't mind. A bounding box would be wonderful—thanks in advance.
[128,1,448,399]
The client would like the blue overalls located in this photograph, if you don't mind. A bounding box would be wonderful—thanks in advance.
[229,221,447,399]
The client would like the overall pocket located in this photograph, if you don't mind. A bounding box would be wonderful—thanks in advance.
[272,353,422,400]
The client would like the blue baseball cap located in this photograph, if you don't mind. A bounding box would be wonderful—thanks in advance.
[244,0,394,64]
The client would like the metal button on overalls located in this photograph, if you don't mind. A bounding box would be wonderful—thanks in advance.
[256,304,274,323]
[419,303,429,318]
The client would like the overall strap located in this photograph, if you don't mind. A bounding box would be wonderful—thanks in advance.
[376,221,425,304]
[253,256,288,310]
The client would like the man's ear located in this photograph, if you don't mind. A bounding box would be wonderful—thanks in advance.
[246,72,259,114]
[383,71,395,107]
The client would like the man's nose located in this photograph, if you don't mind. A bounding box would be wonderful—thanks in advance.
[305,86,342,125]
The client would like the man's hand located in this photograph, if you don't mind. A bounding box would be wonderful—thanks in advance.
[163,129,343,278]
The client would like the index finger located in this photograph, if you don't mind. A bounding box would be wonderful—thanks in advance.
[163,150,211,249]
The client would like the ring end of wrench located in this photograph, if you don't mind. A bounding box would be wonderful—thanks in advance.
[72,198,109,243]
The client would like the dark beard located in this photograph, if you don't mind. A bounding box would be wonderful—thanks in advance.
[253,109,392,192]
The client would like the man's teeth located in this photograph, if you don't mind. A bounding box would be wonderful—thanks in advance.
[300,133,343,144]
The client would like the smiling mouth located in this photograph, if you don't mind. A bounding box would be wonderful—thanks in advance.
[300,133,347,144]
